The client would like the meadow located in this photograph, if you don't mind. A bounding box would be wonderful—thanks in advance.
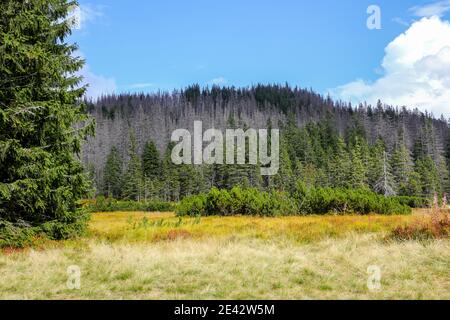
[0,211,449,300]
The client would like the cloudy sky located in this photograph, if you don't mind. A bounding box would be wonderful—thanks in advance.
[72,0,450,117]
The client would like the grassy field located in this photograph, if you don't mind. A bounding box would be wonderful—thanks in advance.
[0,211,449,300]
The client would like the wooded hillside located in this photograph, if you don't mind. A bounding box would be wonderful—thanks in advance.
[82,84,450,200]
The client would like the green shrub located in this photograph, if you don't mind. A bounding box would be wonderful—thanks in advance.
[177,186,297,217]
[84,197,175,213]
[269,190,298,216]
[176,194,206,216]
[205,188,234,216]
[393,196,430,208]
[176,185,414,217]
[292,184,411,215]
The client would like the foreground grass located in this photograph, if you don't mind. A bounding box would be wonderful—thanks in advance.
[0,211,449,300]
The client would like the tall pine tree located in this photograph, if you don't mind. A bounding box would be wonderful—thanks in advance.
[102,146,123,198]
[123,131,143,201]
[142,140,161,180]
[329,137,351,188]
[390,142,413,195]
[0,0,94,239]
[161,142,180,201]
[348,137,368,189]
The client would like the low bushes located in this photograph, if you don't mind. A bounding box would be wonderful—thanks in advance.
[177,185,413,217]
[293,184,412,215]
[393,196,430,209]
[177,187,297,217]
[176,194,207,216]
[82,197,175,212]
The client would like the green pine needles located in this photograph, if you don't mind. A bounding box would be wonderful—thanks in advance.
[0,0,95,247]
[176,185,416,217]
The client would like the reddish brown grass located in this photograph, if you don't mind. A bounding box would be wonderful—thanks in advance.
[391,208,450,241]
[155,229,193,241]
[1,247,28,256]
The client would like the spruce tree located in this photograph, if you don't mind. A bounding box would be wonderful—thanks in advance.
[272,136,294,192]
[200,163,216,192]
[390,143,413,196]
[329,137,351,188]
[141,140,163,200]
[142,140,161,180]
[86,163,97,197]
[415,156,441,197]
[368,138,385,189]
[123,132,143,201]
[0,0,94,239]
[161,142,180,201]
[412,136,441,196]
[296,161,321,188]
[348,137,368,189]
[178,164,197,198]
[102,146,123,198]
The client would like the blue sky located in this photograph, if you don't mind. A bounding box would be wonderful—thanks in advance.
[72,0,450,116]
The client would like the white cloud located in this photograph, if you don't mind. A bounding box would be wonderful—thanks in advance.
[80,64,117,99]
[410,0,450,17]
[127,83,155,89]
[331,16,450,117]
[74,51,116,99]
[209,77,228,85]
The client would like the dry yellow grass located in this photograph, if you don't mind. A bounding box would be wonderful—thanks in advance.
[0,211,449,300]
[87,211,416,243]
